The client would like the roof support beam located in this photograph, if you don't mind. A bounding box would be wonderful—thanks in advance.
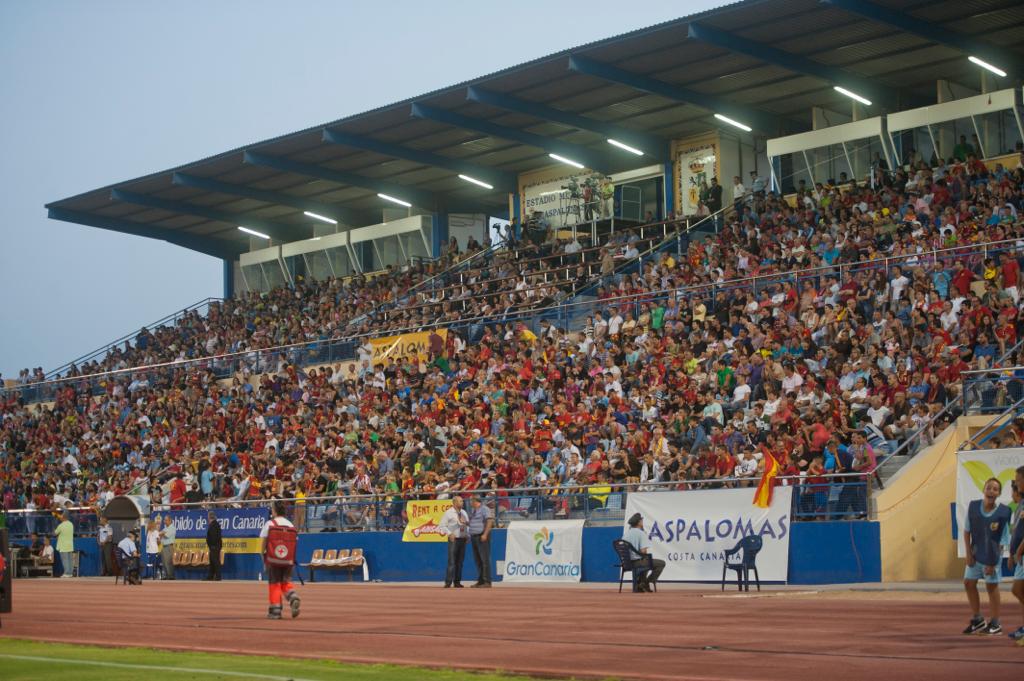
[410,102,612,174]
[110,189,307,243]
[567,54,784,135]
[321,129,516,192]
[243,151,438,209]
[171,172,366,226]
[466,86,669,160]
[687,22,889,109]
[47,207,244,259]
[820,0,1022,78]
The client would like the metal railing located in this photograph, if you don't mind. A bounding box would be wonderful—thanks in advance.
[42,297,222,381]
[0,473,873,539]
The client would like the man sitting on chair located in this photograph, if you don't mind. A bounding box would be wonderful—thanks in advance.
[117,529,142,585]
[623,512,665,592]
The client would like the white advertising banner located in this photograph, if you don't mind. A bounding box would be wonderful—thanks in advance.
[623,487,793,582]
[521,172,609,227]
[677,144,717,216]
[954,448,1024,557]
[503,519,585,582]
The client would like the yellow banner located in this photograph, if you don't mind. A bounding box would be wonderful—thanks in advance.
[173,538,262,554]
[402,499,453,542]
[370,329,446,365]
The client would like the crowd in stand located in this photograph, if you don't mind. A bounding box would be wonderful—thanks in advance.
[3,151,1024,528]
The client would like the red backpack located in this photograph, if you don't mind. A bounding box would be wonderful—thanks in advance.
[264,520,297,567]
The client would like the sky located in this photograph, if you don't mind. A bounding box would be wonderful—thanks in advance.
[0,0,715,379]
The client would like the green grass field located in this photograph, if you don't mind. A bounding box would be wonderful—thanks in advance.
[0,639,562,681]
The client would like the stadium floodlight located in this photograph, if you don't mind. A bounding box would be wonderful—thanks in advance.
[377,193,412,208]
[457,174,494,190]
[549,153,584,169]
[607,139,644,156]
[833,86,872,107]
[238,226,270,240]
[303,211,337,225]
[968,56,1007,78]
[713,113,752,132]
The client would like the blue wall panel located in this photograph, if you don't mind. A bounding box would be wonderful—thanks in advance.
[52,522,881,585]
[787,521,881,584]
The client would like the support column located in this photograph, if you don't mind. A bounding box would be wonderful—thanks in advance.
[663,161,675,219]
[222,258,235,299]
[936,80,955,162]
[979,72,995,158]
[431,212,449,259]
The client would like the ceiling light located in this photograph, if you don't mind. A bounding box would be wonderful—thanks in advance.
[458,174,494,190]
[377,193,412,208]
[303,211,337,225]
[549,153,584,169]
[833,86,872,107]
[238,226,270,240]
[607,139,644,156]
[713,113,752,132]
[968,56,1006,78]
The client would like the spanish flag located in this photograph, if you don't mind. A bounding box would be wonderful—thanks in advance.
[752,452,779,508]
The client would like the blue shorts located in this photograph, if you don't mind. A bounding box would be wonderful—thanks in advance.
[964,563,1001,584]
[1015,563,1024,581]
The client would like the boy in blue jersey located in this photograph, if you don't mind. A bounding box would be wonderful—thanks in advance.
[963,477,1012,635]
[1009,468,1024,643]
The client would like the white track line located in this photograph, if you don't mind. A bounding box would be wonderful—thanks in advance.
[0,654,321,681]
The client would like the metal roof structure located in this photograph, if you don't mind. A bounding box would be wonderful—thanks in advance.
[46,0,1024,260]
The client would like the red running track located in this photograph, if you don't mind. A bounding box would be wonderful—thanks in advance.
[1,580,1020,680]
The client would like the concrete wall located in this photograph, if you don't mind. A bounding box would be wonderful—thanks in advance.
[875,415,992,582]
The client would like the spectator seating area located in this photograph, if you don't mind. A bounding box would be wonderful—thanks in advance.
[3,154,1024,530]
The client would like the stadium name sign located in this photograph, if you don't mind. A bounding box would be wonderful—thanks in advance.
[624,487,793,582]
[503,519,584,583]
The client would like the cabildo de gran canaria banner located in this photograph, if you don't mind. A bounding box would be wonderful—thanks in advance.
[402,499,453,542]
[155,508,268,554]
[624,487,793,582]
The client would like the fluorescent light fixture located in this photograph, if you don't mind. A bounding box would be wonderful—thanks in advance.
[238,226,270,240]
[968,55,1006,78]
[377,193,412,208]
[549,153,584,169]
[458,174,494,190]
[833,85,872,107]
[303,211,337,225]
[607,139,644,156]
[713,113,752,132]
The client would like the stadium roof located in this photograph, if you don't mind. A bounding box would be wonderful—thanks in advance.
[46,0,1024,259]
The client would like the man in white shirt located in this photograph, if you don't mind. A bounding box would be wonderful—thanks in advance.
[622,513,664,592]
[116,528,141,585]
[439,496,469,588]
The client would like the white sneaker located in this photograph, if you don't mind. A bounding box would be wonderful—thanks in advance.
[60,574,73,579]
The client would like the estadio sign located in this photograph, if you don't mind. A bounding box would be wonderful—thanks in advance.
[624,487,793,582]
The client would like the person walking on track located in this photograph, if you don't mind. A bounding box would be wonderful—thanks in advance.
[260,500,300,619]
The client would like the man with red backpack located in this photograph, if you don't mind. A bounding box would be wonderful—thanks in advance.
[260,500,300,620]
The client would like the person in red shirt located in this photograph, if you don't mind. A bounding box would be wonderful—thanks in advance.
[169,474,187,508]
[1000,253,1020,303]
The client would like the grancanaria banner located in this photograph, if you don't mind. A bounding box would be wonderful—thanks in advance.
[172,537,262,555]
[402,499,453,542]
[503,519,584,582]
[370,329,446,364]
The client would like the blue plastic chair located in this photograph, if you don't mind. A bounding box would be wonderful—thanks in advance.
[721,535,762,592]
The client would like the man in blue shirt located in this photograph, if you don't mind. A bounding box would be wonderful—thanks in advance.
[623,513,664,593]
[963,478,1012,635]
[1009,467,1024,642]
